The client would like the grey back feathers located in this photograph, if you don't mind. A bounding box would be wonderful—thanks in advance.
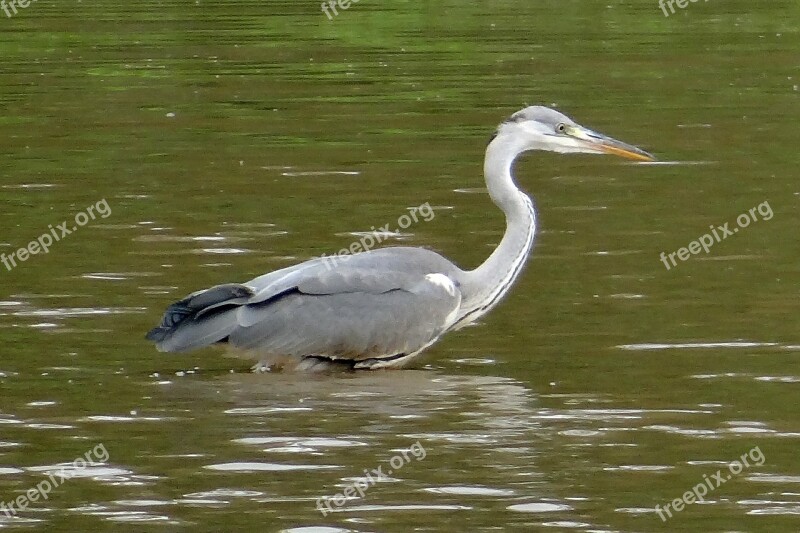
[147,247,464,369]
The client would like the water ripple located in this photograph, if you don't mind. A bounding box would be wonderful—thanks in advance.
[204,462,339,473]
[618,341,779,350]
[507,502,572,513]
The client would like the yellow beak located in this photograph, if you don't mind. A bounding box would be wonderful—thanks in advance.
[568,125,656,162]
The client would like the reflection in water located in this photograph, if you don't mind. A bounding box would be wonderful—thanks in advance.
[0,357,797,530]
[177,371,575,526]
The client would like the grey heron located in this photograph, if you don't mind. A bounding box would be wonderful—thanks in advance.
[146,106,654,371]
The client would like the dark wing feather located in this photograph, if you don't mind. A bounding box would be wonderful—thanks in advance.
[145,283,254,343]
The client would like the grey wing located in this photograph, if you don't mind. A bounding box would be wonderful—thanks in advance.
[230,268,462,364]
[148,247,464,365]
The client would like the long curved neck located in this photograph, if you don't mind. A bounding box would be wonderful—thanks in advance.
[456,134,537,326]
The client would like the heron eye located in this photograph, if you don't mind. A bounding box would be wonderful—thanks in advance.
[556,123,567,134]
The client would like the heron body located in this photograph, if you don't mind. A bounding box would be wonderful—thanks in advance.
[146,106,653,371]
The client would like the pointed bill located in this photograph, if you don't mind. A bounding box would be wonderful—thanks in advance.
[566,125,656,162]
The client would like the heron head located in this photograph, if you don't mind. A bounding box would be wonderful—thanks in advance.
[494,106,655,162]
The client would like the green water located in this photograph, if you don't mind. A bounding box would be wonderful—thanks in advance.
[1,0,798,531]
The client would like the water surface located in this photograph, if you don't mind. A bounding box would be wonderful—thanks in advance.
[1,0,798,531]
